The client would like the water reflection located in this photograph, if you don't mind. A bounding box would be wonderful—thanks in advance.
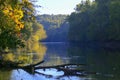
[0,69,11,80]
[68,43,120,80]
[1,42,47,66]
[41,42,69,66]
[28,42,47,64]
[41,43,120,80]
[0,42,47,80]
[0,42,120,80]
[11,69,90,80]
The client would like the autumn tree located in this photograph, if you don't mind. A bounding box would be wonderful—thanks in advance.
[0,0,44,52]
[0,0,25,51]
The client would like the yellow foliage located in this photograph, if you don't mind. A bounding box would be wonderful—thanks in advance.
[2,53,15,61]
[29,41,47,62]
[3,9,9,14]
[3,5,24,31]
[32,35,39,41]
[3,5,12,14]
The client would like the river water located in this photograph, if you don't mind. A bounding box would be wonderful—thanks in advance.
[0,42,120,80]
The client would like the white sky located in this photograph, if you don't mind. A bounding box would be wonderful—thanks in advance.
[35,0,93,15]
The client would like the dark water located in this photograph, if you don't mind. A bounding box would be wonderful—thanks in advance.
[0,42,120,80]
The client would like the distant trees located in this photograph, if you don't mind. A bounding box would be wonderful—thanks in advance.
[68,0,120,42]
[26,21,47,51]
[36,14,69,42]
[32,21,47,41]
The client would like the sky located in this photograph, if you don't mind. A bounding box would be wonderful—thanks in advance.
[35,0,84,15]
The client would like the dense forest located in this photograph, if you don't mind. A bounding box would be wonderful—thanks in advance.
[36,14,69,42]
[68,0,120,42]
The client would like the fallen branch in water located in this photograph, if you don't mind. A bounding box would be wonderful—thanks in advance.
[33,63,87,78]
[20,60,44,69]
[35,63,85,69]
[21,62,86,76]
[0,59,87,77]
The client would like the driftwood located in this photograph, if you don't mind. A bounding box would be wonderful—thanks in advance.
[0,60,22,68]
[18,61,88,77]
[35,63,86,76]
[35,63,85,69]
[0,60,96,78]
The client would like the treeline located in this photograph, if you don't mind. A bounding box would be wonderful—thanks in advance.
[36,14,69,42]
[0,0,46,52]
[68,0,120,42]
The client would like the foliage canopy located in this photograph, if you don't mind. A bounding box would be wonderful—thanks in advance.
[68,0,120,42]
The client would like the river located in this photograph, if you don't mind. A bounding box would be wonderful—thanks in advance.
[0,42,120,80]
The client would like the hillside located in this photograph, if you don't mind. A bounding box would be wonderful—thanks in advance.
[36,14,69,42]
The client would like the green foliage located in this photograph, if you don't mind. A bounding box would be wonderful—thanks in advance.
[31,21,47,41]
[0,0,45,52]
[36,14,69,42]
[0,1,25,51]
[21,21,33,40]
[21,0,35,21]
[25,21,47,52]
[68,0,120,42]
[0,30,24,50]
[37,14,67,28]
[108,0,120,40]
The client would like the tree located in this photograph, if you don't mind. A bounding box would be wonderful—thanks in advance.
[68,0,120,42]
[36,14,69,42]
[0,0,36,52]
[68,0,93,42]
[0,0,25,51]
[108,0,120,40]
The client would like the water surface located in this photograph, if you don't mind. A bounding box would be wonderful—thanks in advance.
[0,42,120,80]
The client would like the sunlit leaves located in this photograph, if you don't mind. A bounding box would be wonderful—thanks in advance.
[31,21,47,41]
[0,0,35,50]
[3,5,24,31]
[2,53,15,61]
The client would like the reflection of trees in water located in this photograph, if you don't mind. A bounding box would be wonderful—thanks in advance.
[68,43,120,80]
[0,70,11,80]
[28,41,47,64]
[67,44,87,64]
[42,53,69,66]
[2,53,15,61]
[87,48,120,80]
[42,43,69,66]
[1,42,47,66]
